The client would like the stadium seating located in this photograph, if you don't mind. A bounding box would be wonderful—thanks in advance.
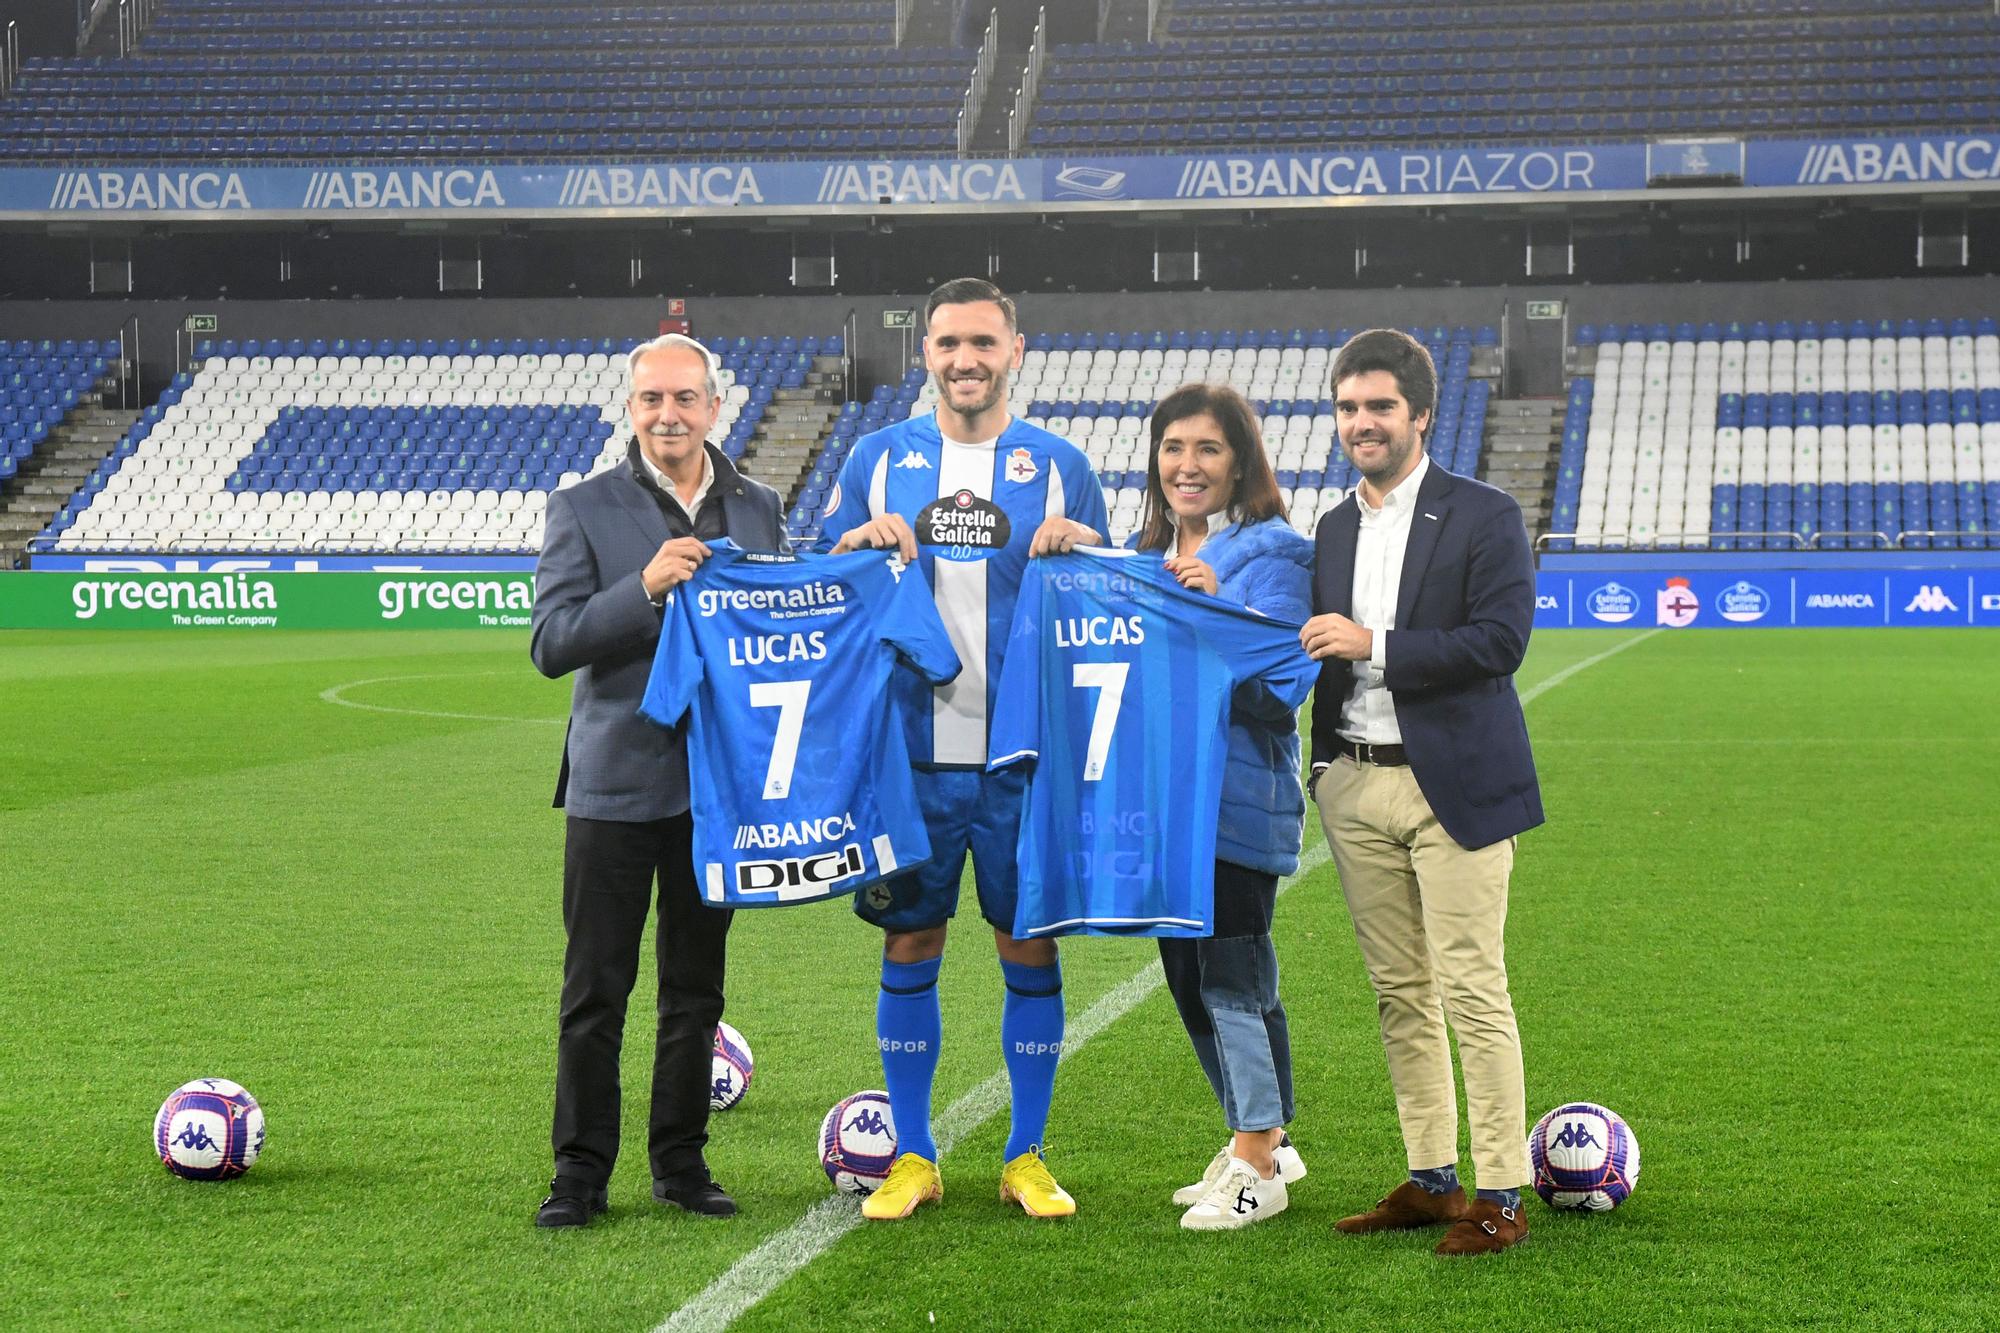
[36,333,845,554]
[780,364,924,544]
[1,341,113,486]
[1551,317,2000,551]
[783,325,1499,550]
[1030,0,2000,153]
[11,1,1999,163]
[0,1,965,162]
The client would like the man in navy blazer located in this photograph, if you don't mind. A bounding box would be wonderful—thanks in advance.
[1301,328,1542,1256]
[529,334,784,1228]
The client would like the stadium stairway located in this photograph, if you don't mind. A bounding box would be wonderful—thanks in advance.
[1,405,140,569]
[1481,399,1563,538]
[738,354,846,516]
[30,333,846,557]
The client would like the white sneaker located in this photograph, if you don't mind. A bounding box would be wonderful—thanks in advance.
[1171,1135,1308,1206]
[1179,1157,1288,1231]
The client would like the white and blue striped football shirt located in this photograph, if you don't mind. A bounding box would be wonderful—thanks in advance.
[814,412,1110,770]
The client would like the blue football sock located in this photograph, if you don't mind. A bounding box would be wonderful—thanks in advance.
[1476,1186,1522,1211]
[877,956,942,1163]
[1000,959,1064,1161]
[1411,1164,1461,1194]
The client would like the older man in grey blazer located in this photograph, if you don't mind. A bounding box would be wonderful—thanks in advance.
[529,333,785,1228]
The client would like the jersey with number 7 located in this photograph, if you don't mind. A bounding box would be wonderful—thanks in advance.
[989,550,1314,938]
[640,541,961,908]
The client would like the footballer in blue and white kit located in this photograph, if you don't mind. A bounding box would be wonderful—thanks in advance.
[814,279,1109,1220]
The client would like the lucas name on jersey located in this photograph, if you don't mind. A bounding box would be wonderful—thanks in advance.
[727,630,826,666]
[679,569,846,666]
[1054,615,1145,648]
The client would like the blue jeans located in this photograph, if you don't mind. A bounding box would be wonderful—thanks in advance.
[1159,860,1293,1133]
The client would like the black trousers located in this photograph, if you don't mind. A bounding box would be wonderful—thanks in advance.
[551,813,734,1190]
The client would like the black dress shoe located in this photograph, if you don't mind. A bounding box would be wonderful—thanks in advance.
[654,1175,738,1217]
[536,1183,609,1228]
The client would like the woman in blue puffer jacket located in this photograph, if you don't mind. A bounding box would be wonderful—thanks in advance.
[1131,382,1315,1232]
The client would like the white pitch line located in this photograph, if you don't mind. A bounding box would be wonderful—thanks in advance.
[1518,627,1662,706]
[319,671,565,725]
[656,626,1658,1333]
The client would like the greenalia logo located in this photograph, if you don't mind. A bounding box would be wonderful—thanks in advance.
[71,575,277,619]
[377,578,533,620]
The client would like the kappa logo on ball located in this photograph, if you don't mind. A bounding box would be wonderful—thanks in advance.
[1656,576,1700,628]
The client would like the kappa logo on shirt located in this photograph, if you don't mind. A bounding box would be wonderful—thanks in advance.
[894,452,932,469]
[1004,447,1039,484]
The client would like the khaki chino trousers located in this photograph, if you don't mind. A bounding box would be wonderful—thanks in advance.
[1318,755,1529,1188]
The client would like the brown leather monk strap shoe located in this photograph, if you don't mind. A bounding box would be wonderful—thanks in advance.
[1334,1180,1470,1234]
[1435,1198,1529,1255]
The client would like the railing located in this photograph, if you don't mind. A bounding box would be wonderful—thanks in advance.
[1527,528,1969,553]
[46,535,539,555]
[114,0,162,58]
[1,22,20,98]
[893,0,914,47]
[1007,7,1047,157]
[841,308,859,404]
[955,8,998,158]
[116,313,140,411]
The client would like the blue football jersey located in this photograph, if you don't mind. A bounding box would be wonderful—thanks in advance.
[813,412,1109,769]
[640,542,960,907]
[989,550,1315,938]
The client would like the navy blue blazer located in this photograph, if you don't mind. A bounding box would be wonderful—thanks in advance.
[1309,461,1543,851]
[530,444,785,822]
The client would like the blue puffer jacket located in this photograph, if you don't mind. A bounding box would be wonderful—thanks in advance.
[1136,515,1315,876]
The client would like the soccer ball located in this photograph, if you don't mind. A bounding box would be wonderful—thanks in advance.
[1529,1101,1640,1211]
[710,1021,754,1111]
[819,1090,897,1195]
[155,1078,265,1181]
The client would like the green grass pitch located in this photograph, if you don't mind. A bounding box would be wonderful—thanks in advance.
[1,627,1995,1330]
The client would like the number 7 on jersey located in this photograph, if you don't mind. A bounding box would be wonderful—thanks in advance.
[748,679,811,799]
[1071,661,1129,782]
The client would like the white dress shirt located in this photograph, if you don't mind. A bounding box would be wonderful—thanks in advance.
[637,444,715,607]
[637,443,715,525]
[1339,451,1432,745]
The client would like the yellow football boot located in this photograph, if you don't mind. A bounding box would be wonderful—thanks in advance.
[860,1153,942,1221]
[999,1148,1076,1218]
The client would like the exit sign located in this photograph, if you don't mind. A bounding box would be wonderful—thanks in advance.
[187,314,218,333]
[882,309,916,329]
[1525,301,1565,320]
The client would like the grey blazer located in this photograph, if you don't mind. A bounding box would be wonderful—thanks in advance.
[530,445,786,821]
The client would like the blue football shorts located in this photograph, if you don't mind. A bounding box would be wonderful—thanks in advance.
[852,766,1027,932]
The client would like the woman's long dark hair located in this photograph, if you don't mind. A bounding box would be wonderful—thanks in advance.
[1134,382,1285,553]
